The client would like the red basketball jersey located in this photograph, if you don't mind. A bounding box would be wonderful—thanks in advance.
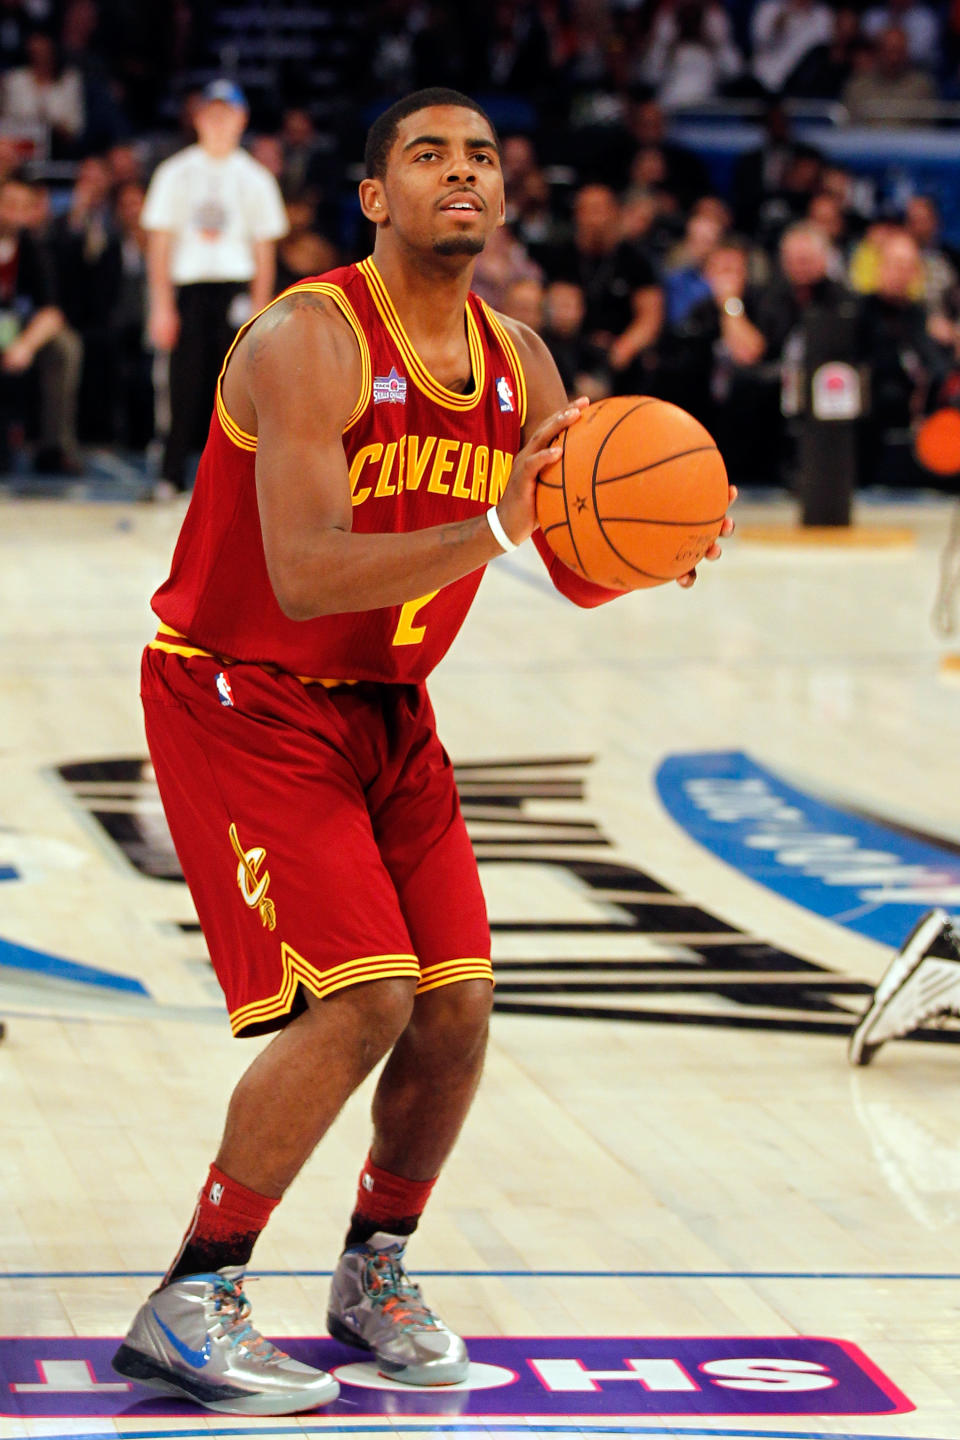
[151,258,530,683]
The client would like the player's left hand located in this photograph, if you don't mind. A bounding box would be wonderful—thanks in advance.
[676,484,737,588]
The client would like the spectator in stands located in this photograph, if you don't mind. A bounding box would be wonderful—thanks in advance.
[470,221,542,312]
[559,4,613,96]
[141,79,288,498]
[842,26,937,124]
[750,0,834,94]
[275,197,338,293]
[23,177,52,240]
[250,134,283,183]
[542,182,663,393]
[106,142,142,192]
[657,209,726,416]
[625,98,709,207]
[663,208,725,284]
[849,219,908,292]
[700,240,773,481]
[858,228,948,480]
[732,102,797,233]
[0,137,20,191]
[752,222,856,473]
[786,6,864,98]
[542,279,610,401]
[639,0,743,109]
[278,107,339,234]
[61,0,128,152]
[501,275,544,331]
[479,0,553,97]
[52,153,120,443]
[501,133,538,222]
[862,0,941,69]
[512,166,568,271]
[620,187,681,267]
[806,190,854,276]
[1,29,84,157]
[112,178,152,449]
[754,144,825,252]
[821,163,876,229]
[0,177,80,474]
[0,0,29,71]
[754,222,850,350]
[904,194,959,311]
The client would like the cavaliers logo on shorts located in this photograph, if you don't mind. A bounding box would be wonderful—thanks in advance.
[229,822,277,931]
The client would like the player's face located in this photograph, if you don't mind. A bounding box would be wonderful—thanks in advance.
[369,105,505,258]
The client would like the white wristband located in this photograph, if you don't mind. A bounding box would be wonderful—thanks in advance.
[486,505,518,553]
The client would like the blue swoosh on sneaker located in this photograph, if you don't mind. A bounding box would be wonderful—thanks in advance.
[151,1309,212,1369]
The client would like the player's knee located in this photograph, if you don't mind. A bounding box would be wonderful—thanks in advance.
[306,976,416,1065]
[416,979,493,1055]
[345,976,417,1059]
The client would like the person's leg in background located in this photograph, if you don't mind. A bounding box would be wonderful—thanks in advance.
[162,284,208,493]
[34,327,83,474]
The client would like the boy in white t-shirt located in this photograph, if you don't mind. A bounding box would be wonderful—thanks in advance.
[142,80,288,497]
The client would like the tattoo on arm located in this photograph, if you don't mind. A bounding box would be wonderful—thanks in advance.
[245,289,330,368]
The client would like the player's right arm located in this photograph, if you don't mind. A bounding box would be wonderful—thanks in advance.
[243,291,582,620]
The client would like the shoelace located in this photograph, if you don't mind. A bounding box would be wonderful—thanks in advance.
[211,1275,286,1359]
[363,1249,441,1332]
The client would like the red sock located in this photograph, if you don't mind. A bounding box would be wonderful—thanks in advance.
[164,1163,280,1284]
[345,1153,438,1248]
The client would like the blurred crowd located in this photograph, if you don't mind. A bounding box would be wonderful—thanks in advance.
[3,0,960,487]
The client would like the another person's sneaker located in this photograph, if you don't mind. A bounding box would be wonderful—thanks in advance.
[849,909,960,1066]
[112,1266,339,1415]
[327,1234,468,1385]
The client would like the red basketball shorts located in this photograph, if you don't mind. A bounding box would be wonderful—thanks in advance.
[141,646,492,1037]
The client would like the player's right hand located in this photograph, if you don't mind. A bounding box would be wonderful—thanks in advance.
[496,397,589,547]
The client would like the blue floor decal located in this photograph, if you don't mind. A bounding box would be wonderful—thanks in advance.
[656,750,960,946]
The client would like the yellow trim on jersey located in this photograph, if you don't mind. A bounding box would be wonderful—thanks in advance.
[357,257,486,412]
[415,958,495,995]
[479,300,528,428]
[214,281,373,452]
[147,623,358,687]
[229,942,420,1035]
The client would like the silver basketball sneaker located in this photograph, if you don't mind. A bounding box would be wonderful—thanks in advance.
[327,1235,468,1384]
[112,1266,339,1415]
[849,909,960,1066]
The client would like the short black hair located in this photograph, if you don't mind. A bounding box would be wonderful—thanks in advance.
[363,87,499,180]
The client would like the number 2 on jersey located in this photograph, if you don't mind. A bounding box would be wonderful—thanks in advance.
[392,590,440,646]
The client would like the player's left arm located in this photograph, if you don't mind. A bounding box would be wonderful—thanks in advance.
[500,313,736,597]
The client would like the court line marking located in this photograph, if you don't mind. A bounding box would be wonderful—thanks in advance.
[0,1427,949,1440]
[3,1268,960,1280]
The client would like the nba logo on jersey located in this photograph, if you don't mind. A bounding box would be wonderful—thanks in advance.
[496,376,515,413]
[374,366,408,404]
[216,672,235,707]
[209,1181,224,1206]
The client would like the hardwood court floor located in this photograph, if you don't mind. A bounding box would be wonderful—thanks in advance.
[2,491,960,1440]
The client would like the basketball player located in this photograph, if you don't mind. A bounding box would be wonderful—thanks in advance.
[112,88,735,1416]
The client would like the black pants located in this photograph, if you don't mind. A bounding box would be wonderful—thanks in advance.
[165,281,245,489]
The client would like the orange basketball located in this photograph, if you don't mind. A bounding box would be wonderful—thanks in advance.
[915,407,960,476]
[535,395,729,590]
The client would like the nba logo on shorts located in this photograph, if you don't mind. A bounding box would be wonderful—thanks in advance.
[496,376,514,413]
[216,672,235,707]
